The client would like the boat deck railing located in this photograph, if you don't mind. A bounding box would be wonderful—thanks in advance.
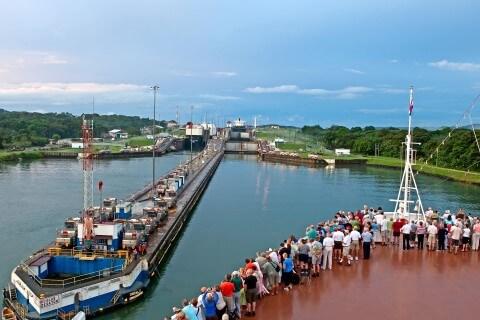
[19,248,132,289]
[19,261,126,289]
[46,247,131,261]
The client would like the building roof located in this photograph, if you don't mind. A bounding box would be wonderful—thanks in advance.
[30,255,51,267]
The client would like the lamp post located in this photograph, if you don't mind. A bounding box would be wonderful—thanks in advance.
[151,85,159,198]
[190,105,193,164]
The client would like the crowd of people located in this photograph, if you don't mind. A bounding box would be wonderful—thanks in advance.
[167,205,480,320]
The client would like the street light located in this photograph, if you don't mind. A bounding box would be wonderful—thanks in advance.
[190,105,193,164]
[151,85,159,199]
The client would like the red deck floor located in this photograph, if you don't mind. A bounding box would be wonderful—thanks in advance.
[253,247,480,320]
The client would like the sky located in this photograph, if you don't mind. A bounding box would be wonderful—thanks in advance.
[0,0,480,127]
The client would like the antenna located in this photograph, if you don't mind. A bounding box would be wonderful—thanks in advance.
[82,114,93,212]
[91,96,94,206]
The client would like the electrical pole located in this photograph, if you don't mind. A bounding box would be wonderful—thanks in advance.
[176,105,179,125]
[151,85,159,198]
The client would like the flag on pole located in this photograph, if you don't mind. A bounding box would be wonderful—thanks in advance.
[409,87,414,115]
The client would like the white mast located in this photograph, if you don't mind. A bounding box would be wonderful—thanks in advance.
[389,86,425,221]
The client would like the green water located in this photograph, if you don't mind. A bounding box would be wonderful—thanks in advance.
[0,154,478,318]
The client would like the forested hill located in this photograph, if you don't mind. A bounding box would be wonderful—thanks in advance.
[301,125,480,171]
[0,108,167,148]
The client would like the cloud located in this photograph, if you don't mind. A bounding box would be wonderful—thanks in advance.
[42,54,68,65]
[428,59,480,72]
[286,114,304,122]
[299,86,374,99]
[199,94,240,101]
[0,50,69,69]
[0,82,147,95]
[379,88,407,94]
[389,59,399,63]
[245,84,419,100]
[357,108,404,115]
[244,85,299,93]
[170,70,196,77]
[189,102,214,109]
[171,70,238,78]
[244,84,373,99]
[211,71,237,77]
[344,68,364,75]
[0,82,154,107]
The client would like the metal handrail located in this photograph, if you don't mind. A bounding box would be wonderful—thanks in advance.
[20,262,125,288]
[20,248,131,288]
[47,248,130,260]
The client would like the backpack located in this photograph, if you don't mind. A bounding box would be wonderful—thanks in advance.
[270,261,281,272]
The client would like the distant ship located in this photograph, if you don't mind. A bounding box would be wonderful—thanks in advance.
[226,118,254,141]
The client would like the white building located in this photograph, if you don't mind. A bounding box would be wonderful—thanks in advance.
[71,142,84,149]
[108,129,128,140]
[201,123,217,137]
[274,138,285,148]
[335,148,351,156]
[167,121,178,128]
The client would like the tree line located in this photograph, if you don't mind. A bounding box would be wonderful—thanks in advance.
[0,108,169,149]
[301,125,480,171]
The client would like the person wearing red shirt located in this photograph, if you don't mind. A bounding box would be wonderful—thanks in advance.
[245,258,256,271]
[220,274,235,314]
[392,219,403,246]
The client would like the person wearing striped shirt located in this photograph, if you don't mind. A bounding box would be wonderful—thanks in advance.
[416,221,426,250]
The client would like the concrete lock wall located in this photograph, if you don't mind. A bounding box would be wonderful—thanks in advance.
[225,141,257,153]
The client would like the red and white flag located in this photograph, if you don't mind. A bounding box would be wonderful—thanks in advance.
[409,87,414,115]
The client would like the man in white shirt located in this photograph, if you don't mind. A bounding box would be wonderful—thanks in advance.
[322,233,334,270]
[268,249,279,263]
[450,223,462,254]
[400,222,411,250]
[332,228,344,261]
[462,227,471,252]
[350,227,361,261]
[427,223,438,251]
[340,230,352,265]
[381,218,389,246]
[472,220,480,251]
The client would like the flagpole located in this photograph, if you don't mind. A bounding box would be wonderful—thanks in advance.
[408,86,413,136]
[404,86,414,215]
